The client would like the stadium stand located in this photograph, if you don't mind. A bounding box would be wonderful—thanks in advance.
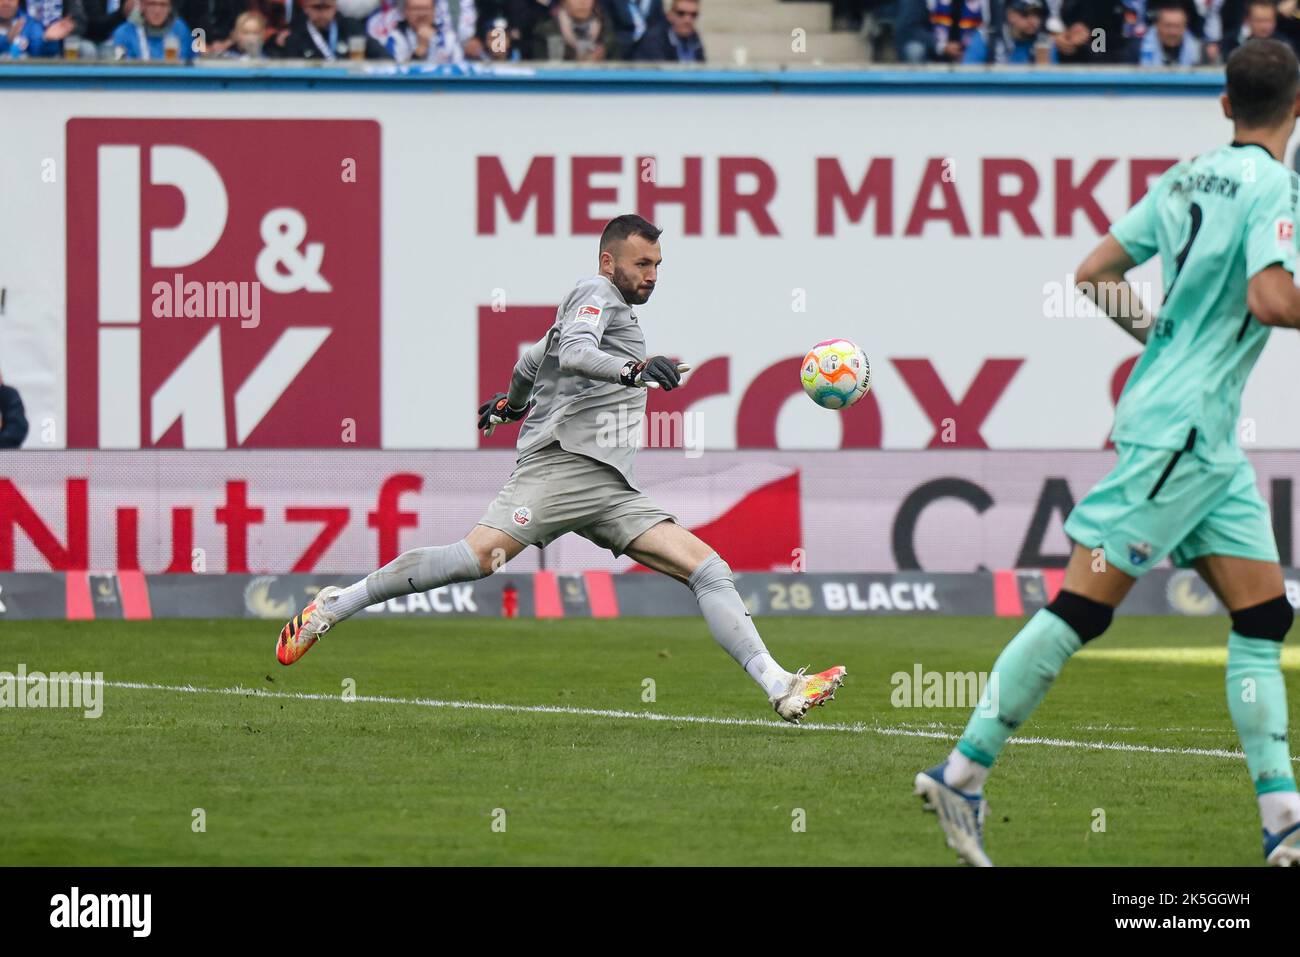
[702,0,867,64]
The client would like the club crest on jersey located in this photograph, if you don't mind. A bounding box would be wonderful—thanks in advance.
[575,304,602,325]
[1128,541,1153,566]
[1278,219,1295,249]
[512,506,532,527]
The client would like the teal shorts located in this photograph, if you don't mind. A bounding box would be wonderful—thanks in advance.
[1063,442,1279,578]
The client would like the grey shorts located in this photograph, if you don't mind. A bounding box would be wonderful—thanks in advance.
[478,442,676,556]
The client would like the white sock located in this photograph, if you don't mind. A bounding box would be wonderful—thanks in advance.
[1260,791,1300,834]
[943,748,989,794]
[745,652,793,697]
[325,580,373,620]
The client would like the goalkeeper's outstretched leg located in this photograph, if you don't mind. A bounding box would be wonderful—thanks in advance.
[275,517,845,725]
[275,526,525,665]
[622,520,846,723]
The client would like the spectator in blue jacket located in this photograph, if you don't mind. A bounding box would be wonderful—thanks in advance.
[635,0,702,60]
[19,0,83,45]
[2,0,60,54]
[1138,0,1200,62]
[111,0,195,59]
[0,373,29,449]
[964,0,1053,61]
[600,0,663,56]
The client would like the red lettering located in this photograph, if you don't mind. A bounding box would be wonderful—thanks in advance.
[215,480,265,574]
[1055,158,1115,236]
[645,356,730,447]
[116,507,139,571]
[637,155,703,235]
[718,157,779,236]
[737,357,882,448]
[816,157,893,235]
[368,474,422,565]
[164,508,195,573]
[476,155,555,235]
[893,358,1024,448]
[286,507,351,573]
[0,478,88,571]
[905,158,970,236]
[982,158,1041,237]
[571,156,622,235]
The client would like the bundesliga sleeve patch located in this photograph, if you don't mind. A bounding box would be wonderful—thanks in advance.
[1277,219,1295,250]
[574,304,603,325]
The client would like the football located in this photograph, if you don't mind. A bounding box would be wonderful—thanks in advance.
[800,338,871,410]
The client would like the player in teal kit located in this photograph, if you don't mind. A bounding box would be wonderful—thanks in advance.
[914,39,1300,866]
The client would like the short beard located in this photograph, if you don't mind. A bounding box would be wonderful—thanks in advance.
[612,265,651,305]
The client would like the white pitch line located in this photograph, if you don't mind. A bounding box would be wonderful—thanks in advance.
[893,720,1241,735]
[20,675,1299,765]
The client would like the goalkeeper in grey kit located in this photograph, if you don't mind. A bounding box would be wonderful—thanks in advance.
[277,214,846,723]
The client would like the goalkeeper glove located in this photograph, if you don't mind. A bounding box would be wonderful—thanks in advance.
[619,356,691,391]
[477,393,532,437]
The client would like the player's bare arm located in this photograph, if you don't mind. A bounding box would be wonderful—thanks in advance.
[1075,234,1153,345]
[1246,264,1300,327]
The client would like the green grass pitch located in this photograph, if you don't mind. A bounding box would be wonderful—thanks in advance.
[1,615,1296,866]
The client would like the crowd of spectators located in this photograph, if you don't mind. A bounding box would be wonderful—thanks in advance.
[0,0,706,61]
[839,0,1300,64]
[7,0,1295,66]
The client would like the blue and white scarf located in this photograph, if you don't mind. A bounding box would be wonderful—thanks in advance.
[26,0,63,25]
[625,0,654,43]
[1138,26,1199,66]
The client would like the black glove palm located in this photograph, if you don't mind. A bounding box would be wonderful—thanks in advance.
[477,393,532,435]
[620,356,685,391]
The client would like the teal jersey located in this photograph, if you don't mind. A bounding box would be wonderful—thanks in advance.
[1109,142,1299,463]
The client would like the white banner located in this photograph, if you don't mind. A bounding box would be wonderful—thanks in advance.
[4,85,1300,450]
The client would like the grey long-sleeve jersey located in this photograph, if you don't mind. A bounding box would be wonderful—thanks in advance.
[506,274,648,489]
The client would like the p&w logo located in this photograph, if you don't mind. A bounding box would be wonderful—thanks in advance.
[66,119,381,449]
